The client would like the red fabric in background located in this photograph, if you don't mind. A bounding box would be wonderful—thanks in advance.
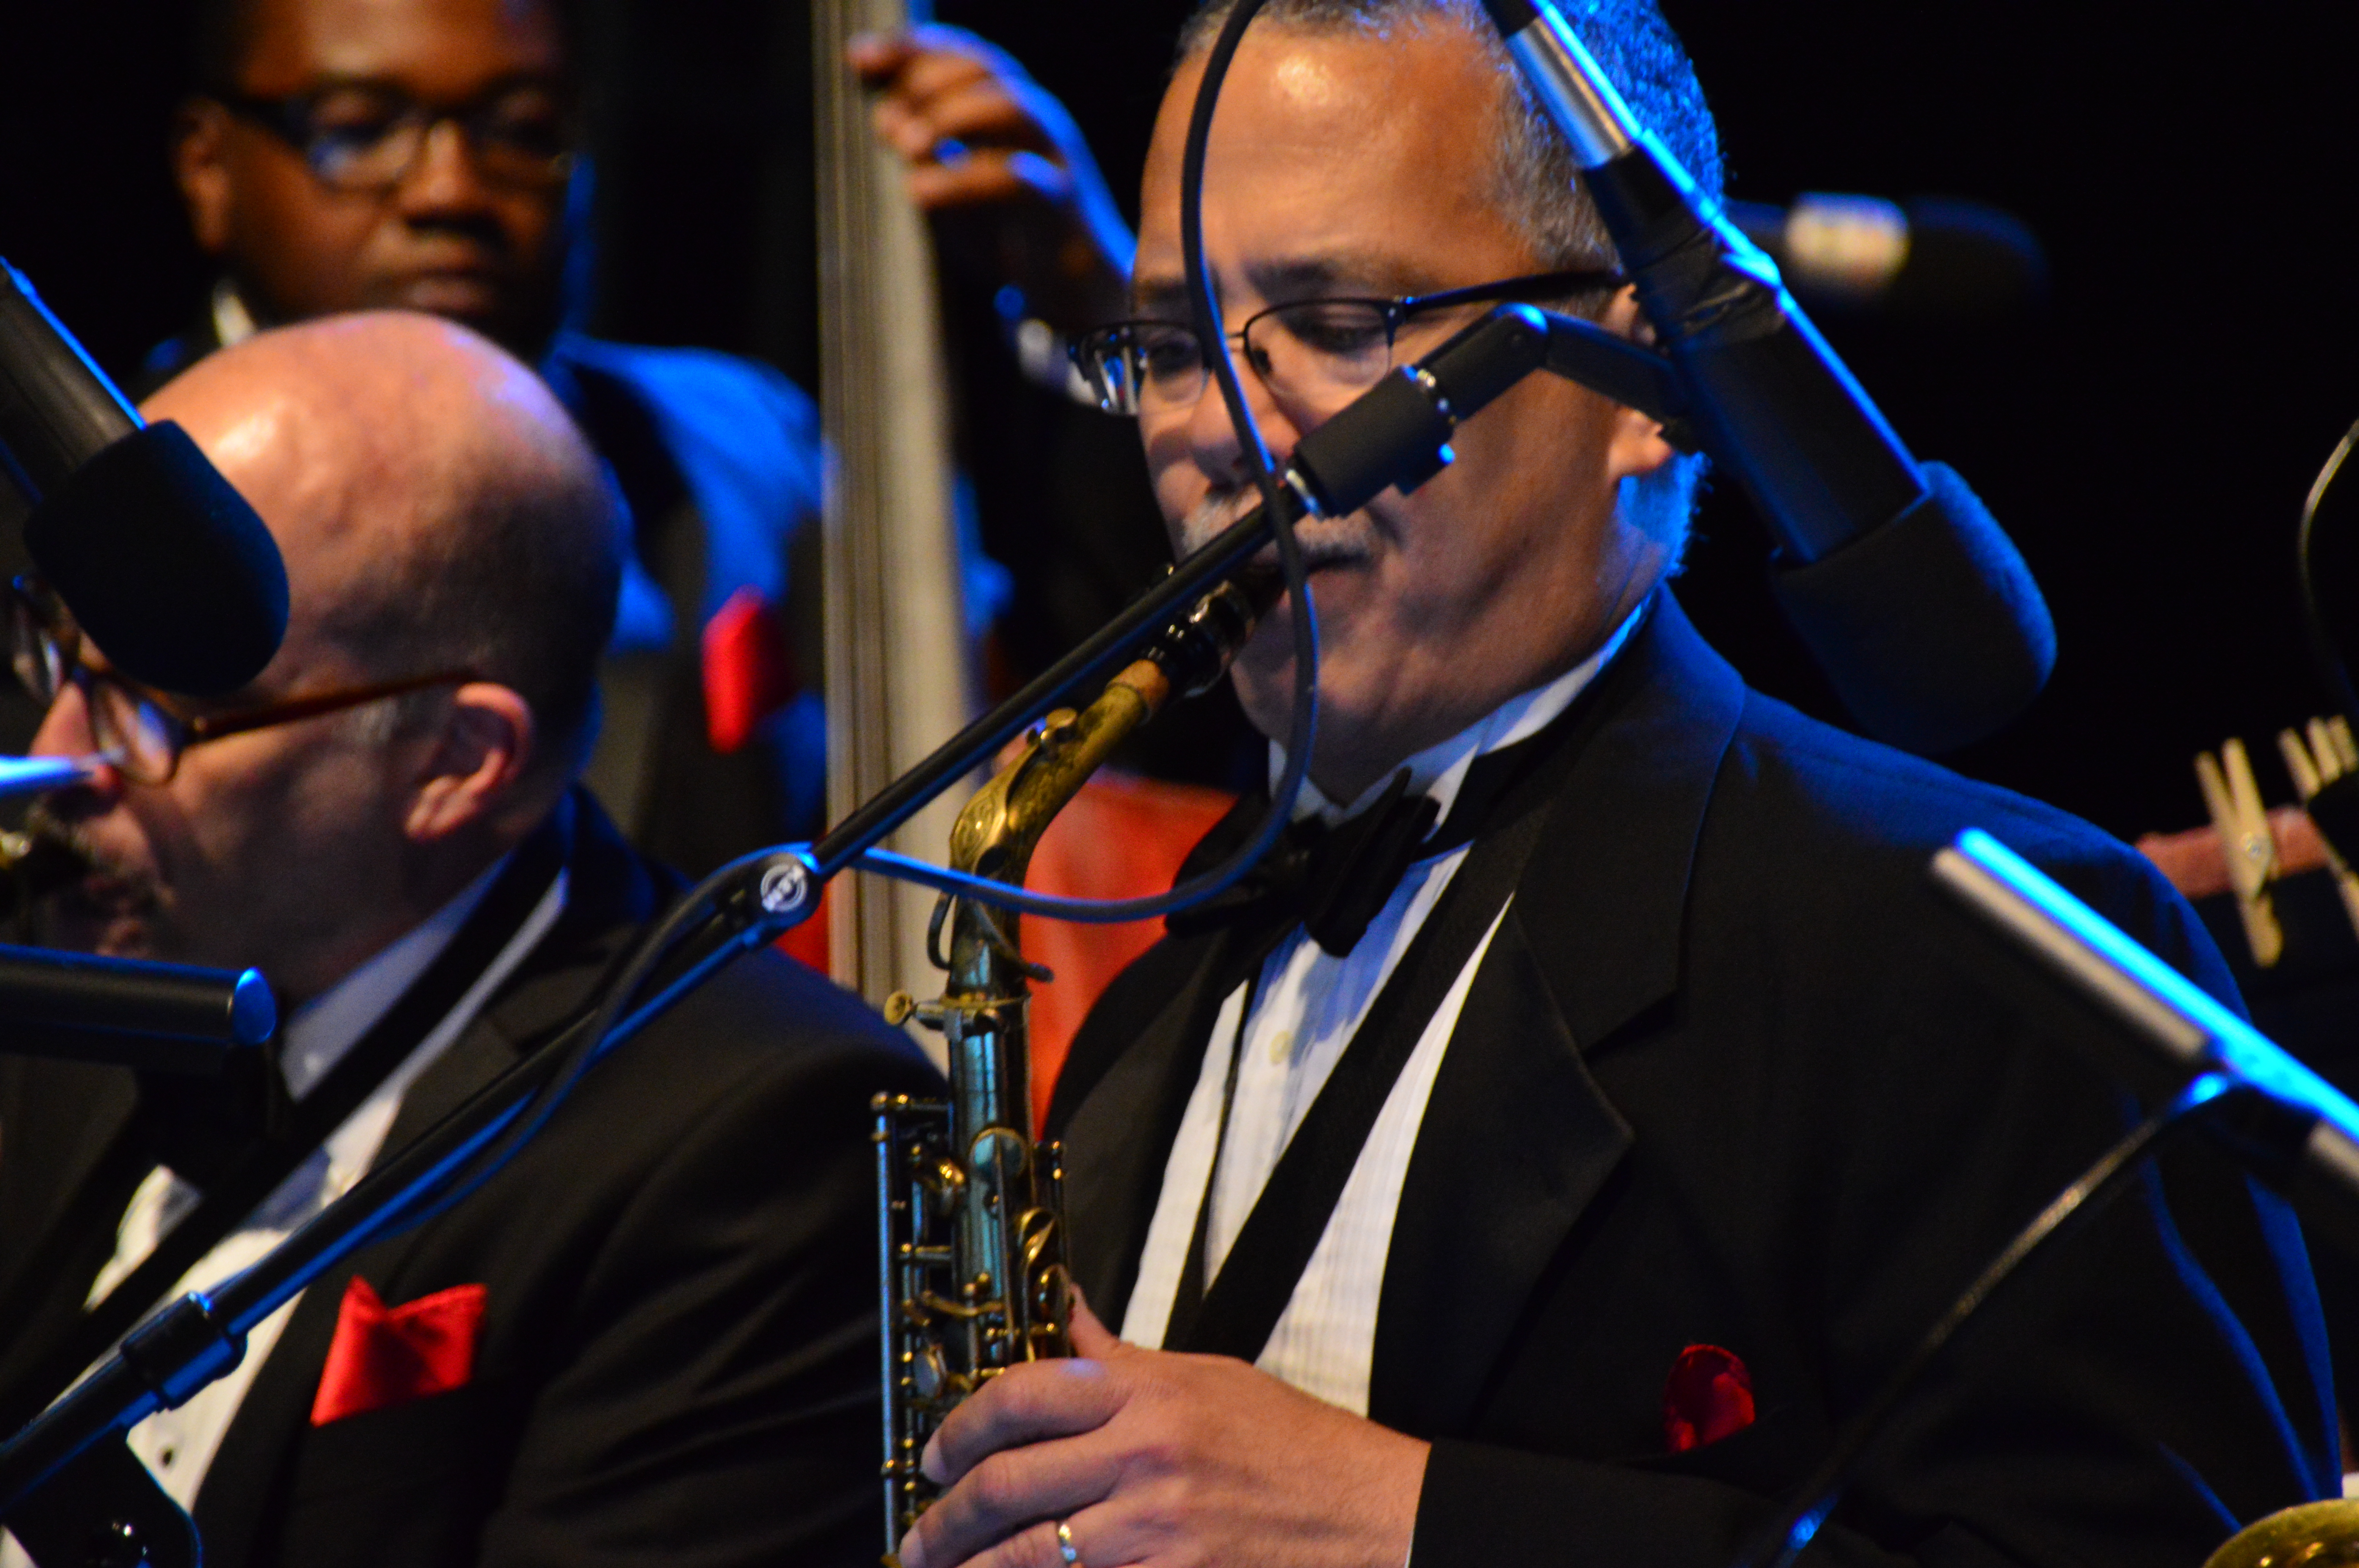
[1020,771,1234,1133]
[1661,1343,1756,1452]
[310,1277,487,1426]
[775,880,832,974]
[700,586,796,755]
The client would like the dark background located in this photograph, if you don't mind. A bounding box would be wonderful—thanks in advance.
[4,0,2358,840]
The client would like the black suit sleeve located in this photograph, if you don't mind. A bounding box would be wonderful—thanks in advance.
[465,1030,929,1568]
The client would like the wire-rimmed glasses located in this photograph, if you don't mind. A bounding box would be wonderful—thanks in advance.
[1070,267,1625,419]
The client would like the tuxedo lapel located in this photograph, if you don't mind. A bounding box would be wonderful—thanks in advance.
[189,996,538,1567]
[1370,593,1746,1434]
[1369,905,1631,1434]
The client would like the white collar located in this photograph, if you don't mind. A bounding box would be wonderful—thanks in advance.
[1270,601,1645,836]
[276,851,514,1102]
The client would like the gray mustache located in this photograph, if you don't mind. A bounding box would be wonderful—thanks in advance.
[1176,488,1377,568]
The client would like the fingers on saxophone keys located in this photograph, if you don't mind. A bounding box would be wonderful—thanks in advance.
[927,1359,1124,1485]
[904,1441,1114,1568]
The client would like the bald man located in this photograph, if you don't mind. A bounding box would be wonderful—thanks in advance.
[0,313,935,1568]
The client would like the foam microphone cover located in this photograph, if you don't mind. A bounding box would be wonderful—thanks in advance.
[24,422,290,696]
[1769,460,2055,755]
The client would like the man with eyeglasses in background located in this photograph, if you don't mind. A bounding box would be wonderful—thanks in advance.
[0,312,934,1568]
[866,3,2337,1567]
[129,0,831,875]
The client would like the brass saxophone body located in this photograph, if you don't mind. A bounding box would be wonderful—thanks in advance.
[875,572,1278,1550]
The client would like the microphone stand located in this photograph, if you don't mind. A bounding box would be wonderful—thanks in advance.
[0,956,275,1568]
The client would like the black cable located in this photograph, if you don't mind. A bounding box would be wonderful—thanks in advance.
[1176,0,1320,856]
[1735,1073,2239,1568]
[335,846,796,1243]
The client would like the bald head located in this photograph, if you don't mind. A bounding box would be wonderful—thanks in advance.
[147,311,622,772]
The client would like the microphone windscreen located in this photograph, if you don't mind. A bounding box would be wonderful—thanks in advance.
[24,422,290,696]
[1770,460,2055,754]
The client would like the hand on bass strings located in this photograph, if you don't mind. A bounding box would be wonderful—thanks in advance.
[849,25,1134,332]
[898,1300,1429,1568]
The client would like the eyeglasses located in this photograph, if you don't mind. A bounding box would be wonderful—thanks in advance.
[214,81,578,192]
[8,580,476,786]
[1071,267,1626,419]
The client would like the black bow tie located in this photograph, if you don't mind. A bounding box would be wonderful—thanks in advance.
[1163,769,1436,958]
[1167,670,1605,959]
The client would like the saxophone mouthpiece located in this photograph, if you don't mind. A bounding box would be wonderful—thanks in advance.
[1151,567,1288,699]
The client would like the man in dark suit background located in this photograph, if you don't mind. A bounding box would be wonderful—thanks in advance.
[0,312,934,1568]
[135,0,833,869]
[887,4,2339,1568]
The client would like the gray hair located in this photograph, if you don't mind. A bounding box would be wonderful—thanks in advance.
[1176,0,1721,554]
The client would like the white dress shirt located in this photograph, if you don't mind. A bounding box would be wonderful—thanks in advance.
[1122,607,1640,1415]
[0,852,566,1564]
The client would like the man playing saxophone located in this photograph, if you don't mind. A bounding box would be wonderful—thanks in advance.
[874,3,2335,1566]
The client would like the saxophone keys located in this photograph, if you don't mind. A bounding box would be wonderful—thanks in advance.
[911,1341,949,1401]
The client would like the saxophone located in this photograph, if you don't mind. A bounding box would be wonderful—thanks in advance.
[874,570,1279,1552]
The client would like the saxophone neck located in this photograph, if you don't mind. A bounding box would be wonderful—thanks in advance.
[940,563,1286,990]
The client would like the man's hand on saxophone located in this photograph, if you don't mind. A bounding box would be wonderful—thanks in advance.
[898,1302,1428,1568]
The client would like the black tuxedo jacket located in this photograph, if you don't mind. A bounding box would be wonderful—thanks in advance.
[1049,595,2335,1568]
[0,791,937,1568]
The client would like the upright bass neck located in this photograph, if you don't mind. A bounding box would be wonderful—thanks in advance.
[812,0,973,1015]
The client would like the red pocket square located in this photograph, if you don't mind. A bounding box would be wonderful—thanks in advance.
[310,1276,487,1427]
[1663,1343,1756,1453]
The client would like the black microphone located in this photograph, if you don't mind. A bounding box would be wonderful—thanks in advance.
[1723,194,2048,322]
[1477,0,2054,756]
[0,261,288,696]
[0,942,276,1076]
